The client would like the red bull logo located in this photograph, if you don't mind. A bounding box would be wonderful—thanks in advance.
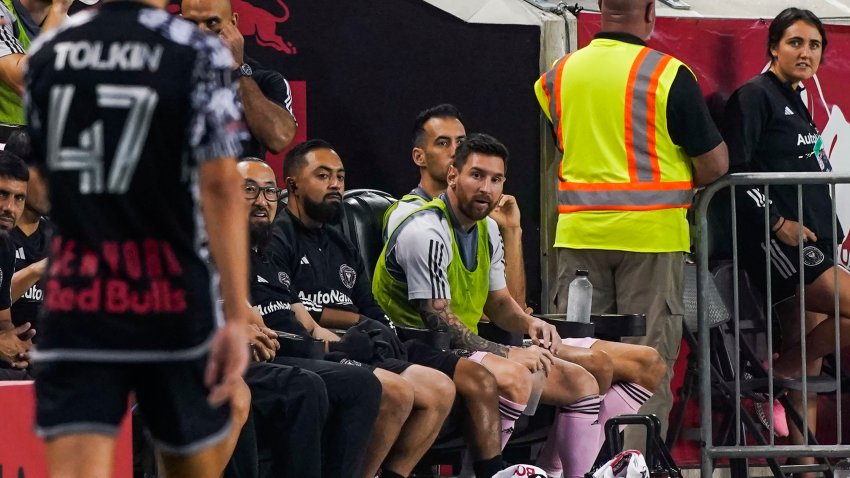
[232,0,296,54]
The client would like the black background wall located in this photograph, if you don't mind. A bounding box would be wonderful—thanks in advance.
[161,0,547,308]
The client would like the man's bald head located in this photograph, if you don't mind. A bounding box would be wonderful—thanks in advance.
[599,0,655,40]
[181,0,235,34]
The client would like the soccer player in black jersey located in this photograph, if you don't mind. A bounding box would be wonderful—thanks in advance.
[26,0,251,476]
[0,150,35,380]
[5,130,51,331]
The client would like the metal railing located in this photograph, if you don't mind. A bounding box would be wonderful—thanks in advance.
[694,172,850,478]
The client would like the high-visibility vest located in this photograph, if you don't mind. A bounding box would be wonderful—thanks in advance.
[535,39,693,212]
[534,38,695,252]
[373,198,491,335]
[0,0,30,126]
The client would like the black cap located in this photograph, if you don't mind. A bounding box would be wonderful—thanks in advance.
[575,269,589,277]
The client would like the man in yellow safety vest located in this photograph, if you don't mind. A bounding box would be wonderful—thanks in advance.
[533,0,728,451]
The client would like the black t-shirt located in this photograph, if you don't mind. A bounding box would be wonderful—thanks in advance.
[595,32,723,157]
[724,71,844,243]
[249,244,308,336]
[26,2,244,360]
[239,57,294,158]
[9,218,53,329]
[270,209,389,326]
[0,233,14,312]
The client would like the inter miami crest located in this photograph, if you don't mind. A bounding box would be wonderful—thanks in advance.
[803,246,825,267]
[278,271,291,288]
[339,264,357,289]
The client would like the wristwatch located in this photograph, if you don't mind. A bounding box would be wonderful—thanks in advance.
[235,63,253,78]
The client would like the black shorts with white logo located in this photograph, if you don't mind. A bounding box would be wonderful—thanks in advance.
[332,340,459,377]
[742,237,837,302]
[34,356,231,455]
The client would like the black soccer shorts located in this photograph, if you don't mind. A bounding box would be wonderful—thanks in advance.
[742,238,839,302]
[35,356,231,455]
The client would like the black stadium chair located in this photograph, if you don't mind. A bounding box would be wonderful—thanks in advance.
[339,189,397,284]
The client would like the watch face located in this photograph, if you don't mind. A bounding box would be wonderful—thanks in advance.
[240,64,253,77]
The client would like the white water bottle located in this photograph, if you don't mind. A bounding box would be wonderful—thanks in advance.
[835,459,850,478]
[566,269,592,323]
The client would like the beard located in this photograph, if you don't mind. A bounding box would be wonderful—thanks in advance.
[457,195,495,222]
[303,195,342,224]
[250,221,272,249]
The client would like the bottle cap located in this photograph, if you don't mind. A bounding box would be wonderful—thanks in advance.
[574,269,589,277]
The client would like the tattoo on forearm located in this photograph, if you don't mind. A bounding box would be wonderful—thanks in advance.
[416,298,509,357]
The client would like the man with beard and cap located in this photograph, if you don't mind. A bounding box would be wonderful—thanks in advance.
[0,149,36,380]
[4,129,51,332]
[374,134,634,478]
[234,156,382,478]
[386,106,667,478]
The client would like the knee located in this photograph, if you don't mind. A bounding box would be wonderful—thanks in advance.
[567,363,600,398]
[585,349,614,393]
[455,361,499,401]
[499,360,533,403]
[379,373,415,418]
[424,369,457,414]
[230,378,252,428]
[639,348,667,392]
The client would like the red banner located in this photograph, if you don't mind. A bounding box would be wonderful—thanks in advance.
[0,381,132,478]
[578,13,850,265]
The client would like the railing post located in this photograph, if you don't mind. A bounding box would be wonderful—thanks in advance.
[693,172,850,477]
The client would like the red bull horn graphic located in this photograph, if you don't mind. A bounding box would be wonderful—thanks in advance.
[232,0,296,54]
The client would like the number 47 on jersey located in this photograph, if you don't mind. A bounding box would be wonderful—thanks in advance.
[47,84,159,195]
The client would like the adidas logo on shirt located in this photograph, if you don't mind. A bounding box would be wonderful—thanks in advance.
[256,275,269,283]
[15,247,25,260]
[785,106,794,116]
[300,255,310,265]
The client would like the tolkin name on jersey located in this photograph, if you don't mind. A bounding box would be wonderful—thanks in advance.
[44,237,188,314]
[53,41,164,72]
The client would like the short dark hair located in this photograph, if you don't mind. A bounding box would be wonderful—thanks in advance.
[412,104,464,148]
[283,139,336,179]
[0,150,29,182]
[4,129,31,163]
[767,8,827,62]
[452,133,509,172]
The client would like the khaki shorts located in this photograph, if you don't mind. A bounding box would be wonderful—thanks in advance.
[555,248,685,364]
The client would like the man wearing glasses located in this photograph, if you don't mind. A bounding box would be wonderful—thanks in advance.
[238,157,391,478]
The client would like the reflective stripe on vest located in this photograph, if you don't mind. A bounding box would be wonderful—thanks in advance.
[538,54,571,152]
[541,45,693,213]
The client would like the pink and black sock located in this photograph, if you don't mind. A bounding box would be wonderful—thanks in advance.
[598,382,651,434]
[555,395,603,478]
[535,420,563,477]
[499,396,527,450]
